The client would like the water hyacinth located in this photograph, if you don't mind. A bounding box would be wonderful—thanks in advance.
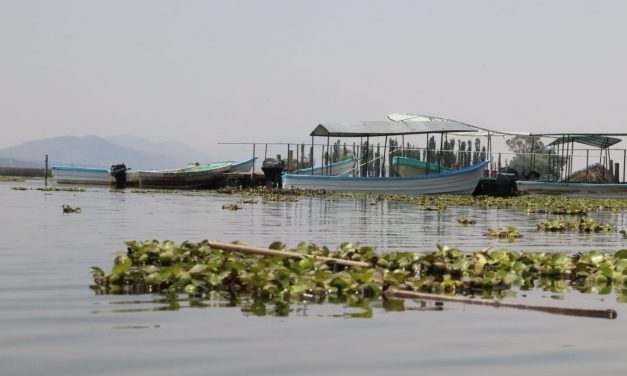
[537,218,616,233]
[91,241,627,306]
[1,176,27,182]
[486,227,522,241]
[457,217,476,225]
[214,187,627,215]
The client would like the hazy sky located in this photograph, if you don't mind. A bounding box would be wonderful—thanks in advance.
[1,0,626,158]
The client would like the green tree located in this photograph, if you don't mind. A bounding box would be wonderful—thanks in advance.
[505,136,564,179]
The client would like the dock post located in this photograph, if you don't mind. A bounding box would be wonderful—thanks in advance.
[45,154,48,188]
[251,144,256,181]
[623,149,626,183]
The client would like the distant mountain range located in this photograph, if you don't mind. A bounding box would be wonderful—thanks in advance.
[0,135,211,169]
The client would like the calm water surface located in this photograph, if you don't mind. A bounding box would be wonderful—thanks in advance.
[1,181,626,376]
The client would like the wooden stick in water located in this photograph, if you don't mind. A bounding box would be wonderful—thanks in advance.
[206,241,370,268]
[385,288,618,320]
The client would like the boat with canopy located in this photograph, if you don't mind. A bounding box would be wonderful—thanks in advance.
[283,115,489,195]
[515,133,627,196]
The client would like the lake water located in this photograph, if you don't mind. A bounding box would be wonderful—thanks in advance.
[1,180,626,376]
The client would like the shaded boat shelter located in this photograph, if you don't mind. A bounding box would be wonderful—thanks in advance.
[309,115,484,176]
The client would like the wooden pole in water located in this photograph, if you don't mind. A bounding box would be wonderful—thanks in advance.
[384,288,617,319]
[623,149,626,183]
[44,154,48,188]
[206,241,370,268]
[251,144,256,180]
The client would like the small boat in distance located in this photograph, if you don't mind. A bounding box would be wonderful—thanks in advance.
[51,165,111,185]
[137,162,232,189]
[51,165,139,186]
[392,156,453,176]
[293,157,357,176]
[516,133,627,197]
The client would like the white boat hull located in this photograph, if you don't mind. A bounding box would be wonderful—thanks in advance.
[283,160,488,196]
[52,166,140,186]
[517,180,627,198]
[51,167,112,185]
[230,158,257,173]
[137,163,231,189]
[294,158,357,176]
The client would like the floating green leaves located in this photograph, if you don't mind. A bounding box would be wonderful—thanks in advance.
[487,227,522,241]
[92,240,627,312]
[1,176,27,182]
[39,187,85,192]
[10,186,85,192]
[538,218,616,233]
[457,217,476,225]
[215,187,627,215]
[221,204,242,211]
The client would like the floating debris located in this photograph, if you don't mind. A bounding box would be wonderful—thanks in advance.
[38,187,85,192]
[239,199,258,204]
[457,217,476,225]
[221,204,242,211]
[62,204,81,213]
[11,186,85,192]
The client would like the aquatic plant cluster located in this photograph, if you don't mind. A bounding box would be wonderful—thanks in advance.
[92,241,627,303]
[11,186,85,192]
[486,227,523,240]
[215,186,627,215]
[538,218,616,233]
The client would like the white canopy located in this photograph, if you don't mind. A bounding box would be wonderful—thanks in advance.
[311,116,479,138]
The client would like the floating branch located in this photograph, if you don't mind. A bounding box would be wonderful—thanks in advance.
[385,288,617,319]
[206,241,370,268]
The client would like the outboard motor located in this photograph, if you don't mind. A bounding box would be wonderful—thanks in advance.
[110,164,128,189]
[496,166,519,196]
[261,158,285,188]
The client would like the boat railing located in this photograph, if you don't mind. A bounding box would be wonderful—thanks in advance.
[217,141,627,184]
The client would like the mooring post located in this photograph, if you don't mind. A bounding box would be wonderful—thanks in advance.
[44,154,49,188]
[251,144,256,180]
[586,149,589,183]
